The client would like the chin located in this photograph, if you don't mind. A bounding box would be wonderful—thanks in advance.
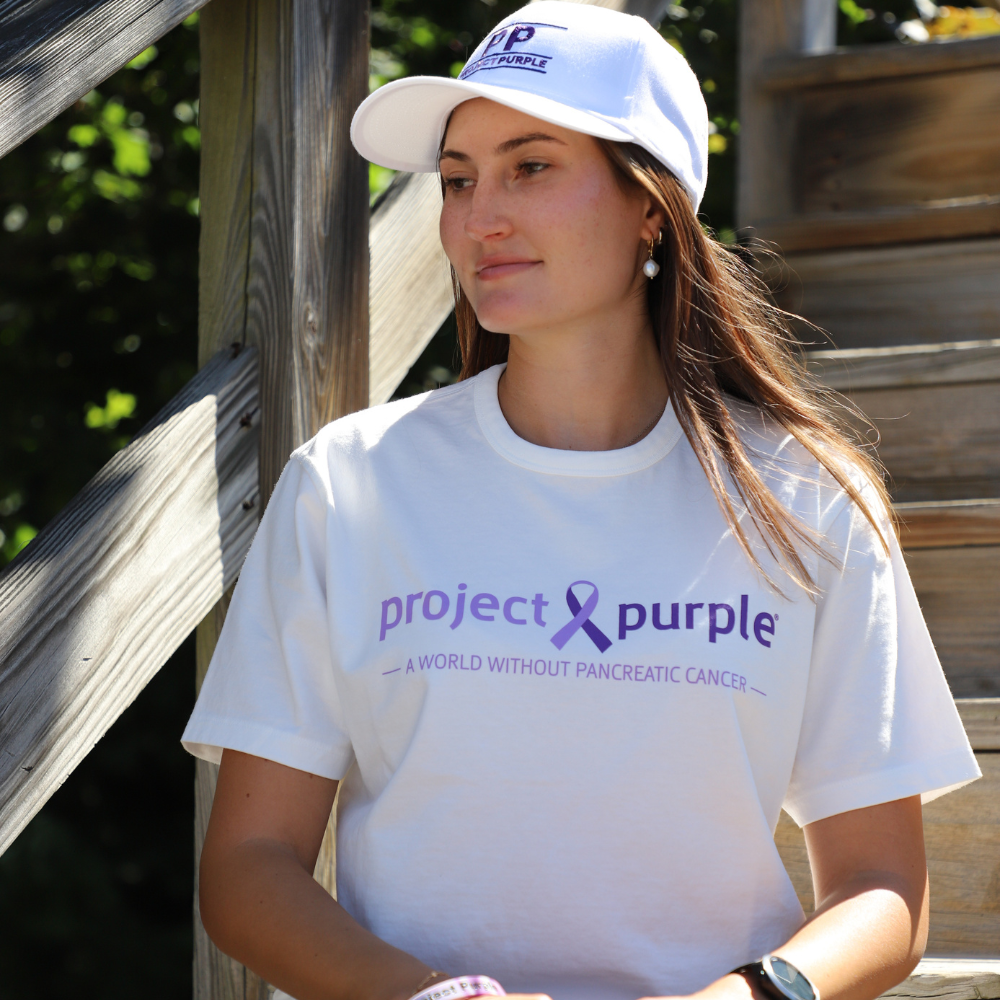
[473,295,561,338]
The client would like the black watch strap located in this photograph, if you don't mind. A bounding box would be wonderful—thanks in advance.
[731,956,818,1000]
[732,961,781,1000]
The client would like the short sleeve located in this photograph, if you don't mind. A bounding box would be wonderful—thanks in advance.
[181,456,355,780]
[783,494,980,827]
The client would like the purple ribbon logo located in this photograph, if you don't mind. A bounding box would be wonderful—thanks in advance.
[550,580,612,652]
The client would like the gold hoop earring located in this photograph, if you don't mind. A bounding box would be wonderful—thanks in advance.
[642,237,660,279]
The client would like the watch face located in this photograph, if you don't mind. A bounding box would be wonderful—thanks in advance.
[767,957,815,1000]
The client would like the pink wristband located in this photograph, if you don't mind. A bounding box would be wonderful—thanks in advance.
[409,976,506,1000]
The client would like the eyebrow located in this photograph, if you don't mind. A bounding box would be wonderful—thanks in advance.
[495,131,565,155]
[439,131,566,164]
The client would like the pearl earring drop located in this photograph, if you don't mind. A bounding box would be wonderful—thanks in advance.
[643,237,660,279]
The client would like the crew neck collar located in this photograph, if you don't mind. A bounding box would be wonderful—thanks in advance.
[473,364,683,477]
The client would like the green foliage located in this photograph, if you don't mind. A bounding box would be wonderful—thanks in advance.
[0,19,200,573]
[840,0,871,25]
[836,0,922,43]
[84,388,137,429]
[1,522,38,561]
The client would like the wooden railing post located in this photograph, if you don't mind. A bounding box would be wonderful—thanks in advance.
[194,0,370,996]
[736,0,807,231]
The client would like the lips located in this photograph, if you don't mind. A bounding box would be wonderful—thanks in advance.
[475,257,540,280]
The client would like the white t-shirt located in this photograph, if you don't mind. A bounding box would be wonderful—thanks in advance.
[183,364,978,1000]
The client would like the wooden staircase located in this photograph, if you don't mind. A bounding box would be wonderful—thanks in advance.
[741,0,1000,984]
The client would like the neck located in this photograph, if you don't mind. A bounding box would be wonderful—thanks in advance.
[496,307,669,451]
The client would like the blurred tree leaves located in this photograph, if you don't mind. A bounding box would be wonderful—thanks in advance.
[836,0,924,43]
[0,13,201,568]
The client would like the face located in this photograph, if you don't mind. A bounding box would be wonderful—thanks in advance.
[438,99,662,341]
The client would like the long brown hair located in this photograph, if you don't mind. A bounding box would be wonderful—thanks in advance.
[448,140,891,596]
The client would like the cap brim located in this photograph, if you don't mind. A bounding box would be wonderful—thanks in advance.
[351,75,633,173]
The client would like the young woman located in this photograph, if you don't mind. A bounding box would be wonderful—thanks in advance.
[182,6,979,1000]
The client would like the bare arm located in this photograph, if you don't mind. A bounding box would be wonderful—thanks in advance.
[665,795,928,1000]
[199,749,433,1000]
[201,749,550,1000]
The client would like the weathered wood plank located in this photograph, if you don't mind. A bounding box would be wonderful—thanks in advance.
[242,0,369,507]
[195,1,369,995]
[804,347,1000,694]
[288,0,370,446]
[193,3,267,994]
[845,380,1000,502]
[196,0,255,367]
[0,345,259,859]
[773,240,1000,350]
[883,959,1000,1000]
[775,753,1000,957]
[914,750,1000,956]
[0,0,210,161]
[744,21,1000,250]
[790,68,1000,218]
[809,342,1000,504]
[806,341,1000,392]
[807,342,1000,500]
[955,699,1000,752]
[896,500,1000,551]
[757,197,1000,253]
[759,33,1000,92]
[801,0,836,54]
[736,0,806,229]
[907,546,1000,697]
[368,172,453,406]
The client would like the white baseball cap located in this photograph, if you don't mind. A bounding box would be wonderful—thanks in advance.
[350,1,709,209]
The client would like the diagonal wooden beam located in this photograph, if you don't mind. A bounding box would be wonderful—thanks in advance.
[0,0,212,161]
[0,344,259,858]
[368,171,453,405]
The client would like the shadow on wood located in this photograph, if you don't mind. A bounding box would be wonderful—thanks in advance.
[0,344,259,858]
[0,0,211,161]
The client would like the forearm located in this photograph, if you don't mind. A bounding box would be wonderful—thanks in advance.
[693,871,928,1000]
[773,870,929,1000]
[200,837,432,1000]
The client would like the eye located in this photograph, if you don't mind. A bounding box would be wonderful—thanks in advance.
[443,175,474,192]
[518,160,547,177]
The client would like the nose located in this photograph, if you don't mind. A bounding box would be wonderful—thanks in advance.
[463,173,513,244]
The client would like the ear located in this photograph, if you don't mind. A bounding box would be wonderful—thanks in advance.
[639,196,667,244]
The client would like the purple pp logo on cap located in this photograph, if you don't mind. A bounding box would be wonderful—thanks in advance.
[460,21,566,79]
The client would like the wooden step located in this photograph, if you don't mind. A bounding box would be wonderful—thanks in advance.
[807,340,1000,502]
[955,699,1000,751]
[777,712,1000,957]
[882,958,1000,999]
[805,343,1000,695]
[771,242,1000,352]
[747,36,1000,254]
[901,521,1000,698]
[896,500,1000,550]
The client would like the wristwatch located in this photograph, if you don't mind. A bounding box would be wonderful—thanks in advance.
[732,955,819,1000]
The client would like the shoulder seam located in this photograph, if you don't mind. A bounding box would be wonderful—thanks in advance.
[287,450,335,507]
